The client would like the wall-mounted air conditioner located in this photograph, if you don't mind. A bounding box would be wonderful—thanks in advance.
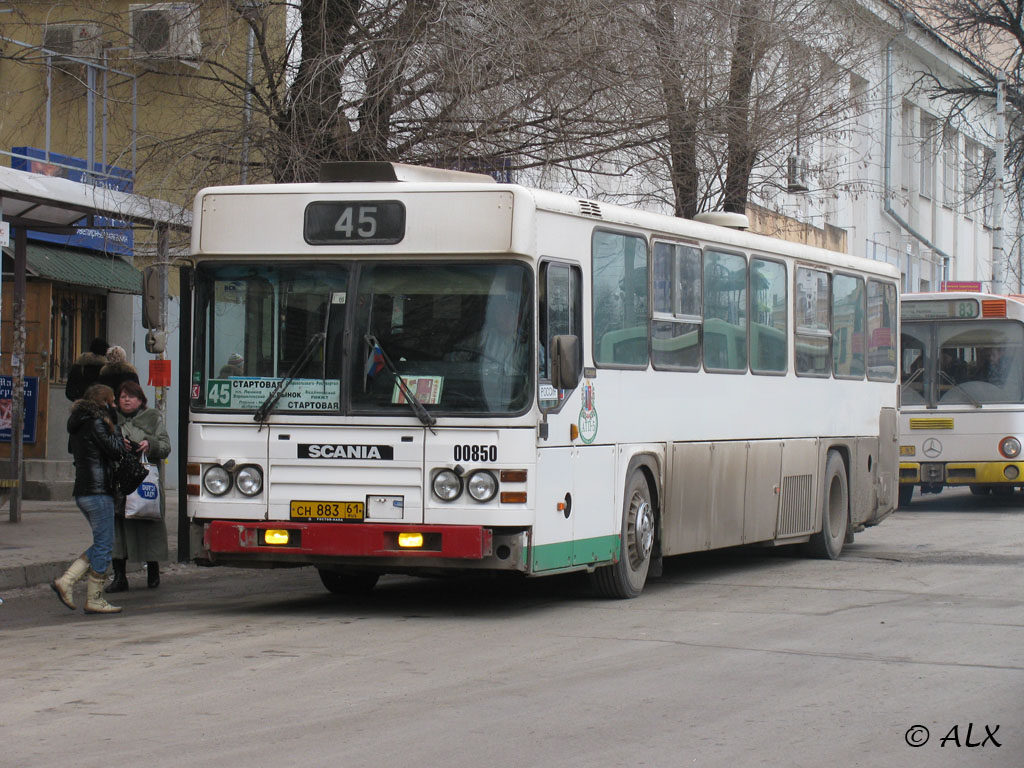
[129,3,201,62]
[787,154,810,193]
[42,23,104,62]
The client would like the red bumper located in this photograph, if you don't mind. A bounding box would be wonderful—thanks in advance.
[203,520,492,560]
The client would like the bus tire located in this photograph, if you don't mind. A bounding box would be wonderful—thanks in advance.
[898,484,914,508]
[969,484,990,496]
[317,568,379,596]
[803,451,848,560]
[592,470,655,599]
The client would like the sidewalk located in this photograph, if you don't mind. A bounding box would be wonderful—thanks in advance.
[0,494,180,591]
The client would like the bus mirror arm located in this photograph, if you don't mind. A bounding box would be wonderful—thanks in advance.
[550,335,581,391]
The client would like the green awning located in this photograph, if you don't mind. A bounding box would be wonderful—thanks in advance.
[22,243,142,294]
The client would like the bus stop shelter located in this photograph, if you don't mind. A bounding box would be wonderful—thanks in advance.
[0,165,192,522]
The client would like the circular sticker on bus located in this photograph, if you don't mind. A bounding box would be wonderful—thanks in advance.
[578,379,598,444]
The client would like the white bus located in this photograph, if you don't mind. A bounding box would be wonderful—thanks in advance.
[899,292,1024,505]
[180,162,900,598]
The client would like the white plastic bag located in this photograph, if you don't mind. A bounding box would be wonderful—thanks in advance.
[124,458,161,520]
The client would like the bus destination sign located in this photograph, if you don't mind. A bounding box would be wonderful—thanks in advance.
[304,200,405,245]
[902,299,980,320]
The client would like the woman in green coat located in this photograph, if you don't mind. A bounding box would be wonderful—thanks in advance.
[106,379,172,592]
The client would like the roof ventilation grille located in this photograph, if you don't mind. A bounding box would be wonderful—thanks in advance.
[578,200,602,218]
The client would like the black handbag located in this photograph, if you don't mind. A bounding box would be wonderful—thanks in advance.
[114,445,149,496]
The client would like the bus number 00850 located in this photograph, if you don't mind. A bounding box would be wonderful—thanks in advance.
[454,445,498,463]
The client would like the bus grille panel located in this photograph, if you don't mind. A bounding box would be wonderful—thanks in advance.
[778,474,813,536]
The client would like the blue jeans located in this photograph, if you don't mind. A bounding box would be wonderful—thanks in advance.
[75,494,115,574]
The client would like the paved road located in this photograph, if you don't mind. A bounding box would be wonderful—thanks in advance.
[1,488,1021,768]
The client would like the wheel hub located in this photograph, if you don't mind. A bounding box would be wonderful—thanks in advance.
[629,497,654,567]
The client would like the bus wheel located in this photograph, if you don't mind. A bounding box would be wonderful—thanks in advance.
[803,451,848,560]
[969,484,990,496]
[592,471,655,599]
[317,568,379,596]
[898,484,914,508]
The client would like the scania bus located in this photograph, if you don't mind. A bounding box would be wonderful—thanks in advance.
[179,162,900,598]
[899,291,1024,505]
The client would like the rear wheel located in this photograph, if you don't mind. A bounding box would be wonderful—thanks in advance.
[592,470,656,599]
[803,451,848,559]
[969,484,991,496]
[317,568,379,596]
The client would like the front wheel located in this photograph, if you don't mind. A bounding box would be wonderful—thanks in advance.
[592,471,656,599]
[317,568,379,596]
[898,483,914,508]
[802,451,848,560]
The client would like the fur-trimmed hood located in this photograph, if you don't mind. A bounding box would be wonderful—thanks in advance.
[73,351,108,367]
[68,398,114,435]
[99,360,138,377]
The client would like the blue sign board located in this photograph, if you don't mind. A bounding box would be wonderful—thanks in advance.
[11,147,134,256]
[0,376,38,444]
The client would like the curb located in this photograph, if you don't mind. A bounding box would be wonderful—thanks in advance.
[0,551,179,592]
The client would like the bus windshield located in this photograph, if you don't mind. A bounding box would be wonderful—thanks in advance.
[351,263,532,415]
[193,261,533,416]
[901,319,1024,406]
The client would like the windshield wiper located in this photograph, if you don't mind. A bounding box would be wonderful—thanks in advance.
[365,334,436,433]
[254,332,326,426]
[937,369,982,408]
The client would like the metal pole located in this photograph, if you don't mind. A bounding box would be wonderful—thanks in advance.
[156,225,169,420]
[9,226,26,523]
[992,71,1006,295]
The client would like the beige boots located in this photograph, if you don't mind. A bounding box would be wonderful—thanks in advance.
[50,555,90,610]
[51,557,122,614]
[84,569,122,614]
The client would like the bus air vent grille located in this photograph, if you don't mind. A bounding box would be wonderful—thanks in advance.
[778,474,813,536]
[908,418,954,430]
[982,299,1007,318]
[578,200,603,218]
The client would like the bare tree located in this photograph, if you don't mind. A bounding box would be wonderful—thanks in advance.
[2,0,889,221]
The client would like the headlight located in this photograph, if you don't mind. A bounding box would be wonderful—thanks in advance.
[203,465,232,496]
[236,465,263,496]
[466,470,498,502]
[999,436,1021,458]
[432,469,463,501]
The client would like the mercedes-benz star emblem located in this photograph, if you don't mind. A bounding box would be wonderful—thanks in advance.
[922,438,943,458]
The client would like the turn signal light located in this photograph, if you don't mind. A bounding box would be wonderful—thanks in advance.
[398,532,424,548]
[500,469,528,483]
[264,530,290,545]
[500,491,527,504]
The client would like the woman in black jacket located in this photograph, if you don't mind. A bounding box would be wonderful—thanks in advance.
[51,383,129,615]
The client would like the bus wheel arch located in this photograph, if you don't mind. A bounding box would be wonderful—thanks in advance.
[803,449,849,560]
[592,458,660,599]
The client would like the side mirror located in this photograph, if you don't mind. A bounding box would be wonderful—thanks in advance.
[142,266,161,329]
[550,334,581,391]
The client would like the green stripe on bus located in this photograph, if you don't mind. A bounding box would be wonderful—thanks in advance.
[530,535,620,572]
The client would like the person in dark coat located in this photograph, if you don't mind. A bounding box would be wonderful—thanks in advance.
[106,380,172,592]
[51,383,129,614]
[65,338,108,401]
[98,345,140,395]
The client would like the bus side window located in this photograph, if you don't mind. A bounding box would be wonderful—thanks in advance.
[592,231,649,368]
[540,261,582,384]
[795,267,831,376]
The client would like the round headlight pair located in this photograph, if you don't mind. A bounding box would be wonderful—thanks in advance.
[203,464,263,496]
[432,469,497,502]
